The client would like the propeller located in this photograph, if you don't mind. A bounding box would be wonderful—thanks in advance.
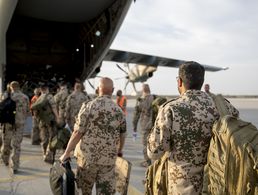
[116,64,128,75]
[87,80,95,90]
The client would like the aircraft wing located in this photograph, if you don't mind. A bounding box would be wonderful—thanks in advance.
[104,49,228,72]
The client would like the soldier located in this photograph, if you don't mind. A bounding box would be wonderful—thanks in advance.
[204,83,215,98]
[30,87,41,145]
[147,61,239,194]
[60,77,126,195]
[36,84,59,164]
[54,81,69,126]
[116,89,127,115]
[65,82,91,131]
[0,81,29,174]
[132,83,155,167]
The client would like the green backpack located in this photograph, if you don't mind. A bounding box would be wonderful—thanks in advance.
[50,127,71,150]
[151,96,167,125]
[31,94,55,123]
[203,95,258,195]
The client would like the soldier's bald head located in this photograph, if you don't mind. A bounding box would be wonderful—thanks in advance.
[98,77,114,96]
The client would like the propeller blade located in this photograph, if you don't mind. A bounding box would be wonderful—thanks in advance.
[116,64,128,75]
[124,80,130,91]
[132,82,137,94]
[87,80,95,90]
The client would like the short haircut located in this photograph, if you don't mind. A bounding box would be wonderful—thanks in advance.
[179,61,205,90]
[10,81,20,89]
[116,90,122,96]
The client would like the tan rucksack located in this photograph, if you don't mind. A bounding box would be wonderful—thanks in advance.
[203,95,258,195]
[145,152,169,195]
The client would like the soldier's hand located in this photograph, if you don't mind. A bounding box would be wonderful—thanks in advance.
[59,153,70,163]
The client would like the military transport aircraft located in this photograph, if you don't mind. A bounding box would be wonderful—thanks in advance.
[0,0,227,97]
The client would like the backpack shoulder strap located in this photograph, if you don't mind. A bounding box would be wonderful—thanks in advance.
[212,94,230,117]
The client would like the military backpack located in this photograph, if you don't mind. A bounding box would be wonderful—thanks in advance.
[0,94,16,125]
[203,95,258,195]
[145,152,169,195]
[31,94,55,123]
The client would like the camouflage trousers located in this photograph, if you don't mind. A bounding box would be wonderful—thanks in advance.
[0,123,24,170]
[31,116,40,144]
[39,120,57,162]
[141,129,151,163]
[76,164,116,195]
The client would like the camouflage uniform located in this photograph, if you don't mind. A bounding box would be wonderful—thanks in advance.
[65,91,91,131]
[54,87,69,126]
[147,90,239,195]
[38,93,58,163]
[132,94,155,164]
[1,91,29,171]
[30,95,40,144]
[74,95,126,195]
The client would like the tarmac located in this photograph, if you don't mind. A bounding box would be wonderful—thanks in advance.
[0,97,258,195]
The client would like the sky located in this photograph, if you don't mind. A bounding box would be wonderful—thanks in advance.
[86,0,258,96]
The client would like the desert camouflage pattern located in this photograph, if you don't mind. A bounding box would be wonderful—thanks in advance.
[74,95,126,194]
[38,93,57,162]
[74,95,126,166]
[132,94,155,163]
[1,91,29,170]
[11,91,30,125]
[54,87,69,125]
[65,91,91,130]
[147,90,239,195]
[76,164,116,195]
[132,94,155,132]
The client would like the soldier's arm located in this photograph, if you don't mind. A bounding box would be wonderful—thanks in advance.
[147,105,172,160]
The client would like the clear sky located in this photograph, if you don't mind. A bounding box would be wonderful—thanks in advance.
[86,0,258,96]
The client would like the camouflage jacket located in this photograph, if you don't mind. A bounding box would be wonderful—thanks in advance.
[132,94,155,132]
[74,95,126,166]
[11,91,30,125]
[65,91,91,122]
[54,88,69,118]
[147,90,239,195]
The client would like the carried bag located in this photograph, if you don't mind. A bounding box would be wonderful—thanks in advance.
[49,160,75,195]
[145,152,169,195]
[203,94,258,195]
[50,127,71,150]
[0,94,16,125]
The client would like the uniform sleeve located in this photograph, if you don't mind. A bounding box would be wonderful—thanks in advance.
[74,101,90,134]
[147,105,172,160]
